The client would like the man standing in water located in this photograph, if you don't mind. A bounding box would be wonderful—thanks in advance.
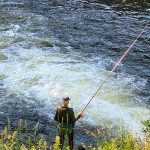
[54,96,84,150]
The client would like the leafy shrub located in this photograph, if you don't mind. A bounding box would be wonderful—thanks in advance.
[0,120,149,150]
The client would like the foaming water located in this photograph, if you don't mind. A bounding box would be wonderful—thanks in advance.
[0,1,149,139]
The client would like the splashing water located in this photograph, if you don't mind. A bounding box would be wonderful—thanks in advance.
[0,1,149,139]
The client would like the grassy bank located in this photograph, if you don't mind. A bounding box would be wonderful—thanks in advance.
[0,120,149,150]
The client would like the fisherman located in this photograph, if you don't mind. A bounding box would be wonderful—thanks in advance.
[54,96,84,150]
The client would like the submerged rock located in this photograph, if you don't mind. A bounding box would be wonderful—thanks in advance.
[0,54,8,61]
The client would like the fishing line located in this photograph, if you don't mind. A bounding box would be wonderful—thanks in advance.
[81,26,147,113]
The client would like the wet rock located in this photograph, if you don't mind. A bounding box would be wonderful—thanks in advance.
[37,40,54,48]
[0,54,8,61]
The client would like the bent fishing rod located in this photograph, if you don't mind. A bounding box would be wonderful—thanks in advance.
[81,26,147,113]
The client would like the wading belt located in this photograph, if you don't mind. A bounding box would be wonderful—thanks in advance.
[58,123,72,129]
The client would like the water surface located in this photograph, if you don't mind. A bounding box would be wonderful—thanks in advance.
[0,0,149,140]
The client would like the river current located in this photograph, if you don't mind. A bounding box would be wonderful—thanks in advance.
[0,0,150,141]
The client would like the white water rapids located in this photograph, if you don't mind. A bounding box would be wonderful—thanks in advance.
[0,3,149,139]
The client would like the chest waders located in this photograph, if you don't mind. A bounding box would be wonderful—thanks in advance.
[55,108,75,150]
[58,123,74,150]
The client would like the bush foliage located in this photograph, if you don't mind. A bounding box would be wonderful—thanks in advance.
[0,120,149,150]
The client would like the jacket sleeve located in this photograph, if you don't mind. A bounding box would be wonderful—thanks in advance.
[75,114,81,122]
[69,109,75,126]
[70,108,81,126]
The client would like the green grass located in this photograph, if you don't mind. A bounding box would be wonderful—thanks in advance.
[0,120,149,150]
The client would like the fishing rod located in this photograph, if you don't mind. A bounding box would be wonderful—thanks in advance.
[81,26,147,113]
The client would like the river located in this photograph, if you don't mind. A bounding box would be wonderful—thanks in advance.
[0,0,150,146]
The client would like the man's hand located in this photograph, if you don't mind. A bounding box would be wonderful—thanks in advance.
[78,112,84,118]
